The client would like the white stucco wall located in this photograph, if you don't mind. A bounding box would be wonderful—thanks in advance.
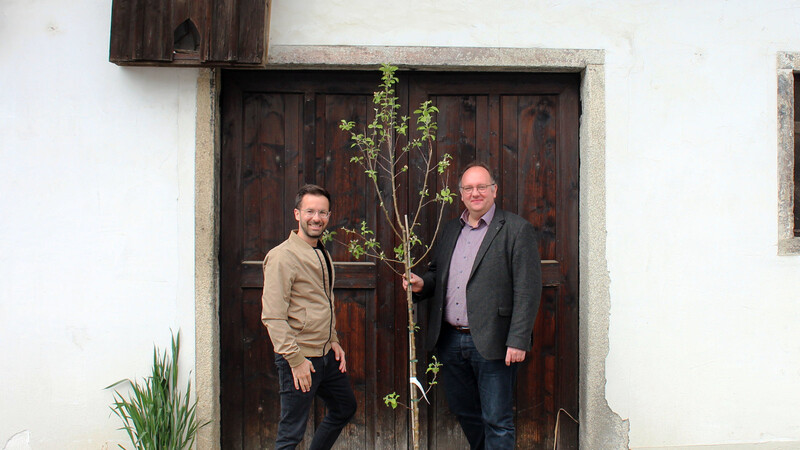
[269,1,800,448]
[3,0,800,449]
[0,1,198,448]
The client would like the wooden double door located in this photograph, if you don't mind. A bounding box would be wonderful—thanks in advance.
[219,69,580,449]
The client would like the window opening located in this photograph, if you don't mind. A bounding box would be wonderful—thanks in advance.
[174,18,200,53]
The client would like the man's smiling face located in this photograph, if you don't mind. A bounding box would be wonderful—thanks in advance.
[460,165,497,219]
[294,194,331,245]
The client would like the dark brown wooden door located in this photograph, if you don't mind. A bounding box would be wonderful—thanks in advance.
[220,70,579,449]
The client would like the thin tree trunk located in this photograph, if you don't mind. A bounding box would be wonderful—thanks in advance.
[404,216,420,450]
[408,283,419,450]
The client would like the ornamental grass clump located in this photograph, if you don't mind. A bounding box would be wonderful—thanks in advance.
[106,330,205,450]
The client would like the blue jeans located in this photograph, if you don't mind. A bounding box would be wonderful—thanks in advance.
[437,326,518,450]
[274,350,357,450]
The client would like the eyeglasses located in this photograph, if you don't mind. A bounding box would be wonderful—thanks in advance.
[298,209,331,219]
[459,183,495,194]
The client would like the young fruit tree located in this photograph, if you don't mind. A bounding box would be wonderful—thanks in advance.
[332,64,455,450]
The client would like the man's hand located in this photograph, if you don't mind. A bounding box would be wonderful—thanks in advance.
[505,347,527,366]
[291,358,315,392]
[331,342,347,373]
[403,272,424,293]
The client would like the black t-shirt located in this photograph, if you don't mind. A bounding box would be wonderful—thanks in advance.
[315,241,333,292]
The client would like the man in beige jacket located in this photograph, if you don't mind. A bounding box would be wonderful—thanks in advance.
[261,184,356,450]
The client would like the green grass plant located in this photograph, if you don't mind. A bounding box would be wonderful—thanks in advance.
[106,330,206,450]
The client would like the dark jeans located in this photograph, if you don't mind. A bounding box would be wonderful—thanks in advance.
[274,350,357,450]
[437,325,518,450]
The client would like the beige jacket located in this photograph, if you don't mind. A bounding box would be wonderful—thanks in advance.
[261,231,338,368]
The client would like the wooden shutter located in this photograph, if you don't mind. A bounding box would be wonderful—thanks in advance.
[109,0,270,66]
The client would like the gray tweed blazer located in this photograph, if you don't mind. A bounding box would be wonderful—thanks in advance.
[416,208,542,360]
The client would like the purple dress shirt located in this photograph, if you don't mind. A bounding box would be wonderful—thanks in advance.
[444,204,496,328]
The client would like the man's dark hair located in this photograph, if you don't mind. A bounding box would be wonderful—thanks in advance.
[295,184,331,209]
[460,161,497,184]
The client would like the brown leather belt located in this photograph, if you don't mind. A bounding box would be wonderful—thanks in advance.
[449,324,470,334]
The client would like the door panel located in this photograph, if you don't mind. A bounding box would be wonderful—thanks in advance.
[407,73,579,449]
[220,70,579,449]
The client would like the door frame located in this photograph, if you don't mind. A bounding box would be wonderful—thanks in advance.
[193,46,625,449]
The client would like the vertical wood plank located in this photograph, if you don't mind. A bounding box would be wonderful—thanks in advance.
[519,94,557,259]
[301,91,316,190]
[220,74,245,450]
[475,95,489,166]
[486,94,502,178]
[189,0,208,58]
[141,0,171,60]
[173,0,188,27]
[236,0,268,63]
[208,0,236,61]
[501,96,519,213]
[517,287,558,448]
[555,82,581,448]
[109,0,134,62]
[130,0,145,59]
[241,288,277,449]
[251,93,288,448]
[240,94,262,262]
[326,94,370,449]
[314,94,327,185]
[257,93,288,254]
[284,93,301,237]
[240,93,263,450]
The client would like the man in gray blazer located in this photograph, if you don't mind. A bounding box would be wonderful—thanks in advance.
[405,162,542,449]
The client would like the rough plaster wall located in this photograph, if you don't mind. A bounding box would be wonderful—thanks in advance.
[599,3,800,448]
[578,63,630,450]
[266,1,800,448]
[3,0,800,447]
[0,0,199,447]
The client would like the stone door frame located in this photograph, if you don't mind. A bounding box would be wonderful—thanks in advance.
[193,45,628,449]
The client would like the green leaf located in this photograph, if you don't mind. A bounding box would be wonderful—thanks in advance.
[426,355,442,375]
[348,240,366,259]
[383,392,400,409]
[360,221,374,236]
